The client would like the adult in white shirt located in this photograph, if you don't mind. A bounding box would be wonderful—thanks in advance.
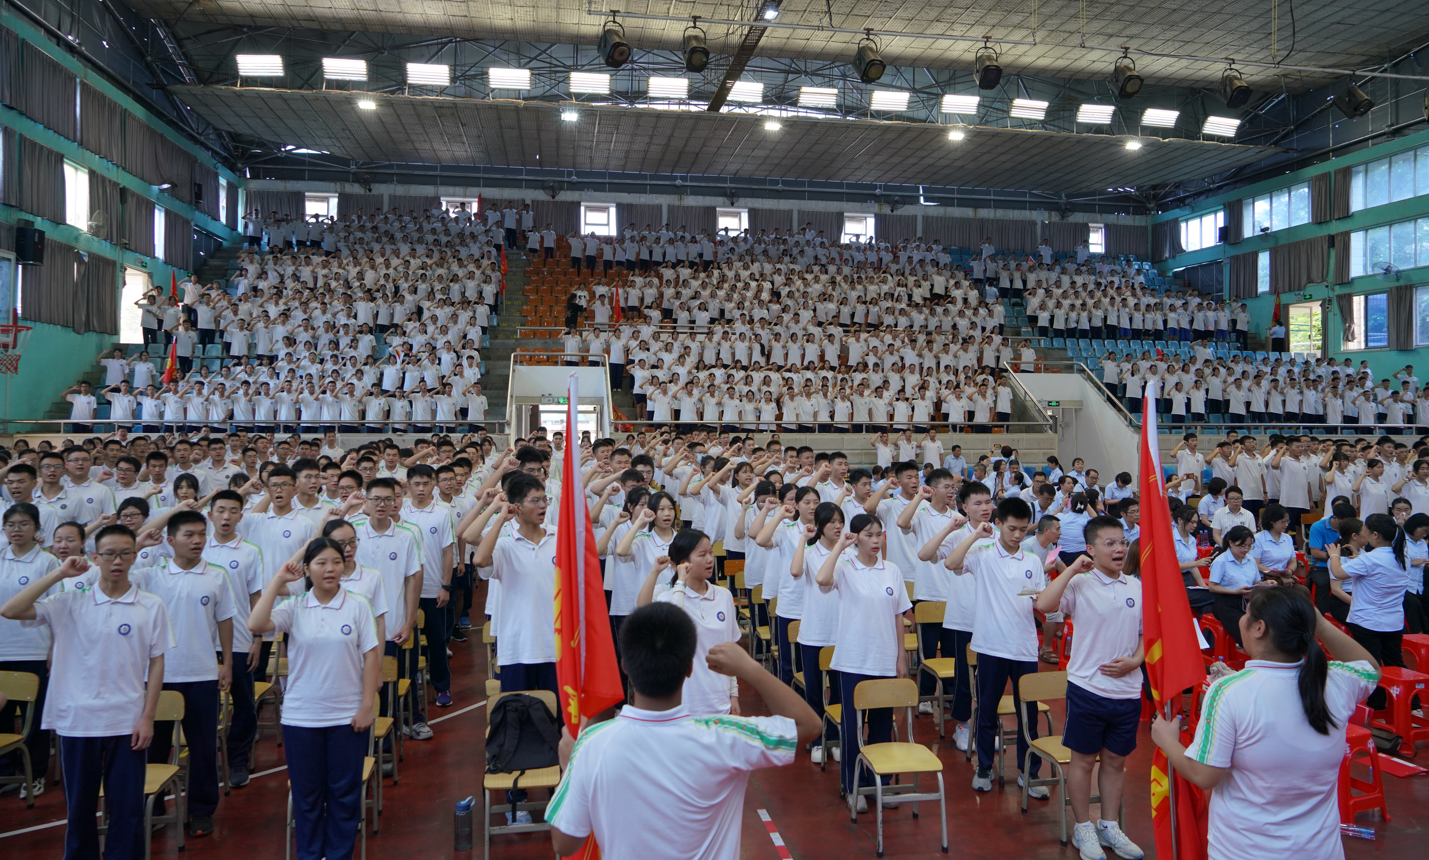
[62,381,98,431]
[400,465,456,708]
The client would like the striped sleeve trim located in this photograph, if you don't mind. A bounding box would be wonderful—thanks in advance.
[1329,661,1382,685]
[1190,669,1257,762]
[690,715,798,752]
[547,719,620,819]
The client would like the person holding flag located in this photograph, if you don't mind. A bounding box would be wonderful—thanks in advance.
[161,339,180,385]
[1267,294,1287,354]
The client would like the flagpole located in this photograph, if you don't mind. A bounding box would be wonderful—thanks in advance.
[1163,701,1180,860]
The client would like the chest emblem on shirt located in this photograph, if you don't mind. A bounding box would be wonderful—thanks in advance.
[229,560,240,569]
[86,497,95,505]
[389,551,398,560]
[283,530,292,539]
[340,624,353,635]
[1025,569,1034,579]
[885,586,895,595]
[201,595,211,606]
[117,623,132,635]
[429,526,437,534]
[18,576,29,585]
[1126,597,1136,608]
[717,611,726,621]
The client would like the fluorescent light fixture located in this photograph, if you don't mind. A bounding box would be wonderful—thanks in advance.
[799,86,839,108]
[648,76,689,99]
[561,109,580,122]
[322,57,366,81]
[764,120,782,130]
[728,80,764,103]
[869,90,910,112]
[948,128,966,141]
[1201,116,1242,137]
[406,63,450,86]
[236,54,283,76]
[1076,103,1115,124]
[1125,139,1143,150]
[569,72,611,94]
[489,68,531,89]
[1141,108,1180,127]
[940,94,980,114]
[357,99,377,110]
[1009,98,1048,120]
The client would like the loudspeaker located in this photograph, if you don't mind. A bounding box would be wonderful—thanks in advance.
[193,182,204,203]
[1327,234,1335,249]
[1217,226,1227,243]
[15,226,45,265]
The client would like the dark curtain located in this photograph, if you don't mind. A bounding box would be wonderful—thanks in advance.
[801,210,843,243]
[80,82,124,165]
[224,180,238,229]
[0,222,12,252]
[244,190,304,218]
[1178,261,1225,296]
[22,48,76,141]
[1042,220,1089,251]
[531,200,579,235]
[1336,292,1356,342]
[1151,220,1185,263]
[875,213,918,243]
[157,136,195,205]
[76,251,118,335]
[193,163,220,220]
[163,209,192,271]
[621,203,663,232]
[748,207,791,235]
[1332,231,1352,285]
[1268,235,1328,295]
[1223,199,1243,245]
[89,172,120,242]
[1227,253,1259,299]
[1331,166,1352,220]
[1104,224,1149,258]
[20,137,65,224]
[919,216,977,249]
[667,205,716,236]
[983,219,1039,254]
[0,26,18,108]
[337,192,384,219]
[122,119,165,186]
[20,239,80,329]
[1388,284,1414,350]
[1310,172,1331,224]
[122,188,155,257]
[387,194,439,215]
[0,126,16,207]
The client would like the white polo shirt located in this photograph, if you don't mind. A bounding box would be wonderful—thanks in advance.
[338,564,390,624]
[26,583,174,736]
[547,705,797,860]
[268,587,380,728]
[656,583,740,716]
[768,520,806,619]
[351,517,421,636]
[489,522,557,666]
[243,508,317,585]
[1188,659,1378,860]
[958,538,1046,662]
[794,542,844,647]
[131,559,237,683]
[906,502,956,601]
[1341,546,1410,632]
[1058,568,1143,700]
[600,521,643,616]
[874,495,916,583]
[935,522,998,633]
[0,545,62,660]
[829,556,911,677]
[204,535,264,653]
[400,498,455,598]
[64,479,117,524]
[1276,456,1314,509]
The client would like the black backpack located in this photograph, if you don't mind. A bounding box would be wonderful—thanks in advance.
[485,693,562,784]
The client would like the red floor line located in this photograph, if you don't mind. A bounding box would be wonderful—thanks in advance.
[756,808,793,860]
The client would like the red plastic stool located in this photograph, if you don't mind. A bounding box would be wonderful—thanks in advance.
[1371,666,1429,756]
[1339,724,1391,824]
[1198,614,1247,670]
[1401,633,1429,673]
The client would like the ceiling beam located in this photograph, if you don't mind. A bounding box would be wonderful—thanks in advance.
[708,23,767,113]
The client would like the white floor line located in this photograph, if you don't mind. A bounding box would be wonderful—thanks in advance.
[428,699,487,724]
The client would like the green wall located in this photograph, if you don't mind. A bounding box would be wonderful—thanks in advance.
[0,322,112,428]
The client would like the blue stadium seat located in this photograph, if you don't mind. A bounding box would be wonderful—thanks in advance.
[1051,338,1066,348]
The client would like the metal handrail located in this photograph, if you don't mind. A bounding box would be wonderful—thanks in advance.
[998,363,1055,432]
[1032,359,1143,431]
[606,419,1059,433]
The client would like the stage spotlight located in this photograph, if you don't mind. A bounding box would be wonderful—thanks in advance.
[598,20,631,68]
[1219,66,1252,109]
[853,37,885,84]
[974,45,1002,90]
[683,24,709,73]
[1332,84,1374,119]
[761,1,780,21]
[1112,54,1143,99]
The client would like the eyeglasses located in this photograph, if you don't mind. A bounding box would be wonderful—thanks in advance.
[96,550,138,561]
[1095,539,1133,550]
[335,538,360,550]
[268,482,294,491]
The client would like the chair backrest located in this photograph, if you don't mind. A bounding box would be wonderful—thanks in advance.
[788,620,801,646]
[853,678,919,710]
[0,670,39,703]
[818,646,835,672]
[734,570,747,591]
[965,645,978,667]
[904,582,915,601]
[1015,670,1068,705]
[724,559,745,578]
[155,689,186,722]
[913,600,947,626]
[750,584,763,604]
[482,622,495,644]
[381,655,400,682]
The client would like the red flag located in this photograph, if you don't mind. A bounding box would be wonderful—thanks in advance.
[1140,380,1210,860]
[500,246,508,275]
[612,283,623,323]
[169,270,179,301]
[1272,292,1283,326]
[160,340,179,384]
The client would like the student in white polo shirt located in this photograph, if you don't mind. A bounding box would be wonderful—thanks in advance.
[400,464,456,709]
[899,470,961,712]
[321,519,391,645]
[1151,588,1378,860]
[1035,516,1145,860]
[548,602,819,860]
[0,504,61,799]
[243,466,317,590]
[1,525,173,860]
[129,510,235,836]
[248,538,379,860]
[940,496,1046,794]
[788,503,846,763]
[1328,512,1409,709]
[204,490,265,788]
[755,485,819,685]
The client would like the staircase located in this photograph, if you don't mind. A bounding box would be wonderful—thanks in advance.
[481,253,556,425]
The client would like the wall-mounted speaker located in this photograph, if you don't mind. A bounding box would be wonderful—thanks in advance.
[15,227,45,265]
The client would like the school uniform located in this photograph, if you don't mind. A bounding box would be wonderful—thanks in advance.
[350,517,422,717]
[270,587,380,860]
[1208,552,1260,645]
[400,498,456,700]
[794,542,843,751]
[27,583,174,860]
[655,581,739,716]
[1058,569,1143,757]
[1341,546,1410,677]
[489,521,559,697]
[0,544,61,785]
[205,535,265,777]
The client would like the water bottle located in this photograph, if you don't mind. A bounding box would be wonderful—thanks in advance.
[1339,824,1375,840]
[454,796,475,851]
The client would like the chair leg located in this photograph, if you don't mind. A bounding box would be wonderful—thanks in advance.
[874,777,884,858]
[937,773,948,853]
[286,794,292,860]
[483,790,492,860]
[19,746,32,809]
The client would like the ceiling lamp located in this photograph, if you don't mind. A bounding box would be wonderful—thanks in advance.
[1010,98,1048,120]
[322,57,366,81]
[648,76,689,99]
[1201,116,1241,137]
[940,94,980,114]
[1112,54,1142,99]
[761,1,780,21]
[852,35,886,85]
[1141,108,1180,128]
[1125,139,1143,150]
[569,72,611,94]
[357,99,376,110]
[1332,83,1375,119]
[973,44,1002,90]
[598,20,632,68]
[683,23,709,73]
[948,128,966,141]
[561,109,580,122]
[728,80,764,102]
[1076,103,1115,124]
[489,68,531,89]
[799,86,838,108]
[1219,66,1252,109]
[236,54,283,77]
[765,119,782,130]
[406,63,450,86]
[869,90,909,112]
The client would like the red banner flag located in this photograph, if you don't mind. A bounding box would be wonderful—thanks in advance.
[500,245,508,275]
[160,340,179,384]
[169,270,180,301]
[1272,291,1283,326]
[611,283,623,323]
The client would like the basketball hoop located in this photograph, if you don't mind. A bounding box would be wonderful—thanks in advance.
[0,324,33,374]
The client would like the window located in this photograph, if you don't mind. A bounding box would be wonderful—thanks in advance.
[1178,210,1223,252]
[305,193,338,218]
[120,267,150,343]
[1088,223,1105,255]
[716,208,748,235]
[842,214,875,243]
[1243,182,1310,235]
[1344,293,1389,350]
[440,198,480,214]
[1287,301,1323,356]
[1350,144,1429,213]
[63,160,89,230]
[1256,250,1270,294]
[154,205,165,261]
[1417,286,1429,347]
[1346,216,1429,277]
[581,203,617,236]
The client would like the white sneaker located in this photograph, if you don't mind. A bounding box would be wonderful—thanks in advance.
[917,701,933,715]
[855,795,869,814]
[810,746,825,764]
[953,723,970,752]
[971,768,993,792]
[410,722,434,740]
[1018,774,1049,800]
[1072,823,1107,860]
[1097,823,1145,859]
[19,779,43,800]
[829,745,841,762]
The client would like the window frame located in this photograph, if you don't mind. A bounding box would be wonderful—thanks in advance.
[1088,223,1105,254]
[63,159,90,231]
[580,203,618,237]
[304,193,338,219]
[716,207,748,235]
[154,205,166,262]
[841,213,875,244]
[1256,250,1270,294]
[1344,292,1390,351]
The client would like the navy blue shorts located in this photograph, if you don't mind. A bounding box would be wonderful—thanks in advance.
[1063,682,1140,757]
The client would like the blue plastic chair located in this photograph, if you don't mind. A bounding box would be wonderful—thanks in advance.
[1052,338,1066,348]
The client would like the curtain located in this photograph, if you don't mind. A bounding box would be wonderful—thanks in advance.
[1310,172,1331,224]
[1179,261,1225,296]
[667,205,716,237]
[620,203,662,232]
[1104,224,1149,258]
[80,82,124,165]
[801,210,844,243]
[22,48,76,141]
[920,216,980,248]
[163,209,192,271]
[1042,220,1089,251]
[76,251,118,335]
[20,239,80,329]
[1331,232,1352,285]
[158,136,195,205]
[1336,292,1356,342]
[20,137,65,224]
[0,26,18,109]
[387,194,439,215]
[983,218,1039,254]
[0,126,16,207]
[1151,220,1185,262]
[225,180,239,229]
[748,207,791,235]
[0,222,12,252]
[193,163,220,220]
[337,193,383,219]
[531,200,579,235]
[1388,284,1414,350]
[122,119,165,186]
[89,172,120,243]
[1331,166,1352,220]
[122,188,155,257]
[875,213,918,243]
[1227,253,1259,299]
[1268,235,1328,295]
[244,190,304,219]
[1223,199,1243,245]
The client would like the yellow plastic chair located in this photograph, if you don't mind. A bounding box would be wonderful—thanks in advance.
[848,678,948,857]
[1015,670,1122,845]
[483,690,563,860]
[912,602,956,736]
[100,689,186,860]
[377,657,400,786]
[0,671,39,806]
[965,646,1052,776]
[788,620,804,696]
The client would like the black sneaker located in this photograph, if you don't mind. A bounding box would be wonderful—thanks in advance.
[229,765,250,788]
[450,629,469,642]
[189,815,215,837]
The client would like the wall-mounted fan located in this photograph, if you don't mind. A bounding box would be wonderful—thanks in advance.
[1372,261,1401,282]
